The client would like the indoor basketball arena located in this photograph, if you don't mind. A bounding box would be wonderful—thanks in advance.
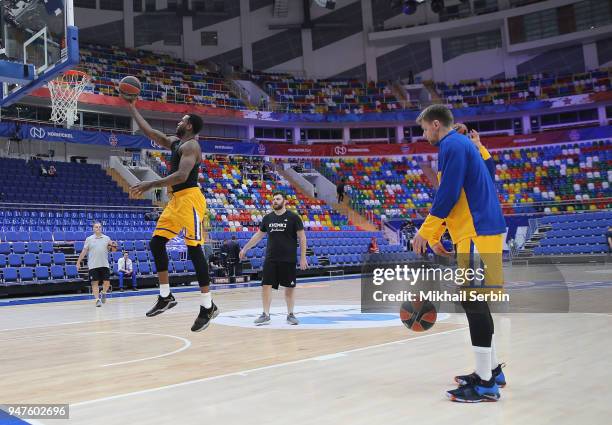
[0,0,611,423]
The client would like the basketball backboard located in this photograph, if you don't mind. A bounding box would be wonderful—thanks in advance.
[0,0,79,107]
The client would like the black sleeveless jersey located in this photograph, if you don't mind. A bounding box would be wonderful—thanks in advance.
[169,139,199,193]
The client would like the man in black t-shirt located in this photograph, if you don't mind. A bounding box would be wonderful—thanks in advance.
[240,192,308,325]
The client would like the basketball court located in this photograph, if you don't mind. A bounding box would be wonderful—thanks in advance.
[1,263,611,425]
[1,1,611,424]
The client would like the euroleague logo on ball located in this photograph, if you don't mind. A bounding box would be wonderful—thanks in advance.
[334,145,348,156]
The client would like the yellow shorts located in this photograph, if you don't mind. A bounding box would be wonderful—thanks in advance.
[456,234,504,294]
[153,187,207,247]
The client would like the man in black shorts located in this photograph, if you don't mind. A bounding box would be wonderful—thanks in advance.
[240,192,308,325]
[76,222,114,307]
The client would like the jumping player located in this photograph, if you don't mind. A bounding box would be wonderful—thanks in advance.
[124,97,218,332]
[412,105,507,402]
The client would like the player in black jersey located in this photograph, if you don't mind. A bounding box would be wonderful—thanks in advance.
[125,97,218,332]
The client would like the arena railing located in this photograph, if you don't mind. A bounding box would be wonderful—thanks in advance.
[0,202,160,214]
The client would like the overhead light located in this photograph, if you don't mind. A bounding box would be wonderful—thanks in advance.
[402,0,418,15]
[431,0,444,14]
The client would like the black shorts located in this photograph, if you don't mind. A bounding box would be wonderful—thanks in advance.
[89,267,110,282]
[262,261,297,290]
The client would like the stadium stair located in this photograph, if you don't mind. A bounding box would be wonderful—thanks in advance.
[331,199,379,232]
[513,224,549,260]
[390,81,412,110]
[423,81,443,103]
[277,166,379,232]
[106,168,143,201]
[513,211,611,263]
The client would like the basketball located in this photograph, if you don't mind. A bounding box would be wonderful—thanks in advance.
[400,300,437,332]
[118,75,141,99]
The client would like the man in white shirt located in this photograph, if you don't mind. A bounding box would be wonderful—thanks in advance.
[118,251,138,292]
[76,222,114,307]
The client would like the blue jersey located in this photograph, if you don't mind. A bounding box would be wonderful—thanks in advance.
[419,130,506,245]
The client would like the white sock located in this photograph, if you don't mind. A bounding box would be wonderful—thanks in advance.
[473,346,492,381]
[201,292,212,308]
[159,284,170,298]
[491,335,499,369]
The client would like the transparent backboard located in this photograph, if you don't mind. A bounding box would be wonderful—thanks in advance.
[0,0,78,106]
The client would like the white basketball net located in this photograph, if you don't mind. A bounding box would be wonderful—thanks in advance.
[48,70,90,125]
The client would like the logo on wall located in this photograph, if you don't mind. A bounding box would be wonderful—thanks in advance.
[257,144,266,155]
[150,139,162,149]
[400,144,411,154]
[29,127,46,139]
[569,130,580,141]
[213,304,449,330]
[109,134,118,146]
[334,146,347,156]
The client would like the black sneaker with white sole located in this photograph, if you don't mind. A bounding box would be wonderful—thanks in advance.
[191,303,219,332]
[455,363,507,388]
[146,294,177,317]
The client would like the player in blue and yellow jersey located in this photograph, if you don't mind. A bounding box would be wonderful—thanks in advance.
[412,105,507,403]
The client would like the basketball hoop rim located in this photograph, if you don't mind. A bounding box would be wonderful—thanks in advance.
[50,69,90,85]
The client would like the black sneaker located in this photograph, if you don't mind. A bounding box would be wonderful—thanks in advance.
[191,303,219,332]
[146,294,177,317]
[455,363,506,388]
[447,375,500,403]
[132,287,138,291]
[120,288,125,293]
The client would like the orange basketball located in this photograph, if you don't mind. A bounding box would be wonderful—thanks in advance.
[400,300,437,332]
[118,75,141,100]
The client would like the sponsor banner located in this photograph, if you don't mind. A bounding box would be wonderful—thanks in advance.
[2,122,609,158]
[16,123,154,149]
[242,110,280,121]
[258,142,427,157]
[28,90,608,123]
[548,94,592,109]
[483,125,612,150]
[200,140,258,155]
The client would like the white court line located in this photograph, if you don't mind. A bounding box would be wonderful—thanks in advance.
[0,331,191,368]
[71,326,468,408]
[314,353,347,361]
[0,321,96,333]
[96,332,192,368]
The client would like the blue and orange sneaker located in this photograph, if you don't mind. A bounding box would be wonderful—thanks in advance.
[446,375,500,403]
[454,363,506,388]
